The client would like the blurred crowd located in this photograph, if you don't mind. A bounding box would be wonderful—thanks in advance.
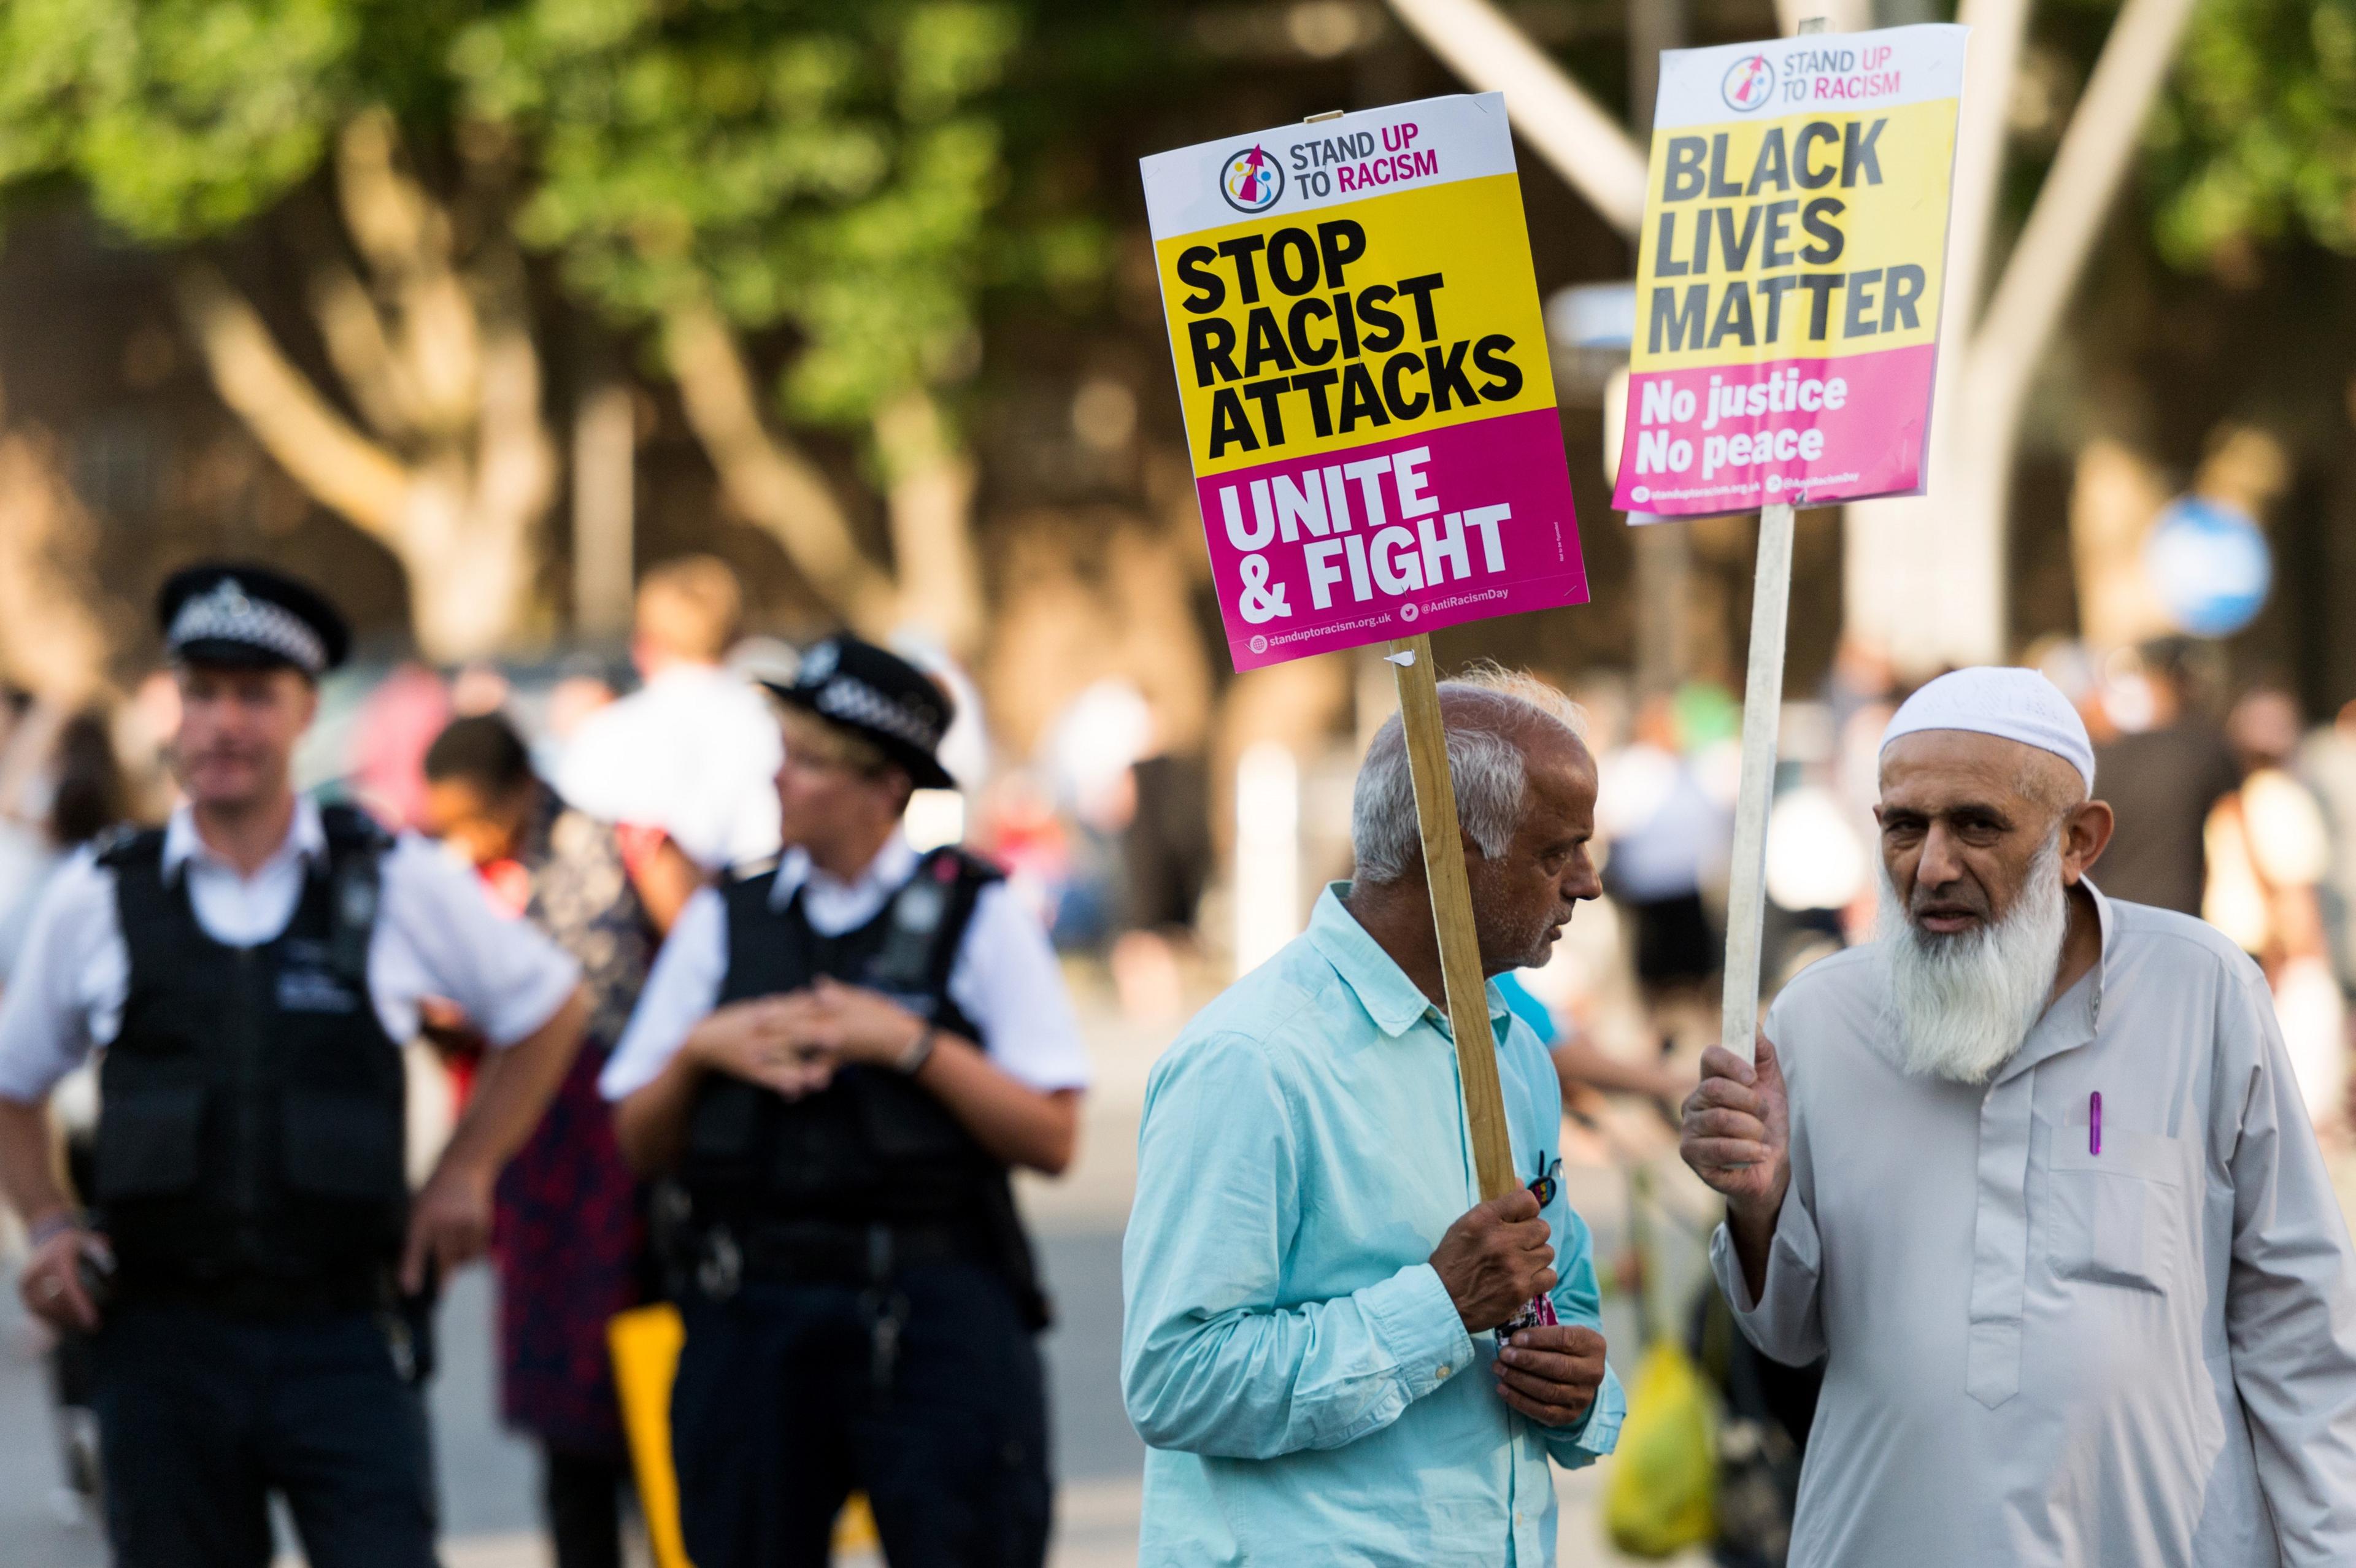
[6,548,2356,1564]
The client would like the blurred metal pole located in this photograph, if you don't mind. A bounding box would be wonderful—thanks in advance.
[1628,0,1687,142]
[573,377,636,637]
[1385,0,1647,237]
[1628,0,1690,701]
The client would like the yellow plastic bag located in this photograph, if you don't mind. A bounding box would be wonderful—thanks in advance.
[607,1304,879,1568]
[1603,1339,1718,1558]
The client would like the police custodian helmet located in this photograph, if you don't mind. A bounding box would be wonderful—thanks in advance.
[158,563,352,678]
[761,636,957,791]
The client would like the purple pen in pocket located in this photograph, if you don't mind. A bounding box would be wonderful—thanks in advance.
[2090,1091,2102,1156]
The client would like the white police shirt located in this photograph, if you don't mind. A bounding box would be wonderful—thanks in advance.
[600,832,1091,1101]
[0,798,582,1104]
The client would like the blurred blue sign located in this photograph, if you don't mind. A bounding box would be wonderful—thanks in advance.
[2144,495,2270,638]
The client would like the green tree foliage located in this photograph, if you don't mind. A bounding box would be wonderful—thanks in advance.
[455,0,1028,430]
[2144,0,2356,266]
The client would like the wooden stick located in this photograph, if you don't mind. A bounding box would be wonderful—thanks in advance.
[1388,633,1518,1201]
[1720,504,1793,1065]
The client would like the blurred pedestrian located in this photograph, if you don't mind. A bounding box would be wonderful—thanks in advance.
[0,564,590,1568]
[1123,669,1623,1566]
[422,713,673,1568]
[1596,693,1730,1045]
[603,635,1088,1568]
[2088,638,2239,915]
[1682,668,2356,1565]
[2208,686,2344,1129]
[556,556,781,907]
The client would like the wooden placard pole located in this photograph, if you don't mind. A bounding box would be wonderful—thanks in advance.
[1719,502,1793,1067]
[1719,15,1824,1067]
[1388,632,1518,1201]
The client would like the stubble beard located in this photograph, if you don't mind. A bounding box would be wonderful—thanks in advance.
[1876,831,2069,1085]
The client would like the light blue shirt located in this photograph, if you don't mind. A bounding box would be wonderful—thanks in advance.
[1122,884,1625,1567]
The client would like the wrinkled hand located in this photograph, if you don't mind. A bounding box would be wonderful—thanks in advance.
[400,1159,493,1294]
[1679,1034,1790,1226]
[1494,1323,1607,1427]
[1429,1189,1556,1334]
[776,978,929,1070]
[688,996,836,1100]
[19,1225,106,1333]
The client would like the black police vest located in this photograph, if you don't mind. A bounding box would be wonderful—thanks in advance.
[93,805,407,1302]
[678,846,1023,1243]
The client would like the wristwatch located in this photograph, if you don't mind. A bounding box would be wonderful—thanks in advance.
[896,1024,939,1076]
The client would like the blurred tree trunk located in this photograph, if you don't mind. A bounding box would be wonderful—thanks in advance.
[2069,439,2171,652]
[0,418,116,702]
[660,302,988,658]
[172,109,555,661]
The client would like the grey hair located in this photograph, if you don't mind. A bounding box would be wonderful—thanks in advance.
[1350,663,1588,885]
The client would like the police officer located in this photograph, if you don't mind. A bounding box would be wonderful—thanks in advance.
[0,565,590,1568]
[602,636,1090,1568]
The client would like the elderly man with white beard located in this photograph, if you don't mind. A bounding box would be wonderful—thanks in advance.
[1680,666,2356,1567]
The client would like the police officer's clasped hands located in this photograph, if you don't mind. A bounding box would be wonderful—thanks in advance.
[686,975,931,1101]
[685,993,837,1099]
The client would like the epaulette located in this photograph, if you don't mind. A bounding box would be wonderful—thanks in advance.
[915,843,1006,888]
[317,800,394,856]
[92,822,164,869]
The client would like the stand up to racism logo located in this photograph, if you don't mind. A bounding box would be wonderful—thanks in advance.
[1722,53,1776,111]
[1218,144,1285,213]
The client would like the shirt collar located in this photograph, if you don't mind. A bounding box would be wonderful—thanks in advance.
[768,831,920,910]
[1306,882,1511,1040]
[160,796,326,884]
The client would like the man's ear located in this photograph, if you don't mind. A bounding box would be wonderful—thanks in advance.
[2061,799,2115,883]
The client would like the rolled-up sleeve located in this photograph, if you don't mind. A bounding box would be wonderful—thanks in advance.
[0,851,114,1104]
[1542,1207,1626,1467]
[2218,965,2356,1562]
[1121,1031,1472,1459]
[599,887,729,1101]
[380,837,579,1047]
[946,883,1090,1092]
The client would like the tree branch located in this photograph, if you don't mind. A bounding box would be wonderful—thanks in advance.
[334,108,480,436]
[1384,0,1647,237]
[173,262,413,539]
[874,389,982,653]
[306,254,422,442]
[661,302,896,631]
[1964,0,2202,426]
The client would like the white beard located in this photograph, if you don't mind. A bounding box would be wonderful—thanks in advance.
[1877,834,2069,1084]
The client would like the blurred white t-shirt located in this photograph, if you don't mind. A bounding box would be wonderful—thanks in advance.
[555,663,783,872]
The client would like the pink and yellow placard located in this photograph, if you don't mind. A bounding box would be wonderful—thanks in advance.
[1142,93,1586,671]
[1612,25,1968,518]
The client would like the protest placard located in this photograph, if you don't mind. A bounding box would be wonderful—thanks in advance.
[1611,24,1968,517]
[1142,93,1587,674]
[1139,96,1588,1202]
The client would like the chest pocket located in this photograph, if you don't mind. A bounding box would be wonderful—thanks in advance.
[2045,1125,2192,1294]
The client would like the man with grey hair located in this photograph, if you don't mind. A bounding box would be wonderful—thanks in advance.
[1122,667,1624,1566]
[1682,666,2356,1566]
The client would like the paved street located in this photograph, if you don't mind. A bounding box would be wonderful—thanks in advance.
[0,1001,1708,1567]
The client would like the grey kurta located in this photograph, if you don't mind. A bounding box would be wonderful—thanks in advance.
[1713,884,2356,1566]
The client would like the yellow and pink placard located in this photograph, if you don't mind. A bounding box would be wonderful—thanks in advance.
[1142,93,1586,671]
[1613,25,1967,517]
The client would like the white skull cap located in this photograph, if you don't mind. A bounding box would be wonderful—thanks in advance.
[1880,666,2096,793]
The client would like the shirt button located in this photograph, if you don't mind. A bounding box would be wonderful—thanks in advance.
[1434,1364,1452,1379]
